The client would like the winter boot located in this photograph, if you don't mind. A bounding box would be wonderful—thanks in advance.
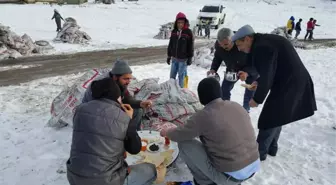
[268,147,278,157]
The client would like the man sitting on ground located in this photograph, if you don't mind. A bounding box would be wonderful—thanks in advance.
[82,59,152,130]
[160,77,260,185]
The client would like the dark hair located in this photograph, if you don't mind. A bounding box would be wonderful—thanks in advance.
[309,18,314,21]
[91,78,121,101]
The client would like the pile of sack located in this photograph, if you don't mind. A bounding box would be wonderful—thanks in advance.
[53,17,91,44]
[153,22,174,40]
[0,23,54,60]
[47,69,202,130]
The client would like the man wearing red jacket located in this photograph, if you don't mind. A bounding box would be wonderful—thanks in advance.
[167,12,194,88]
[304,18,314,40]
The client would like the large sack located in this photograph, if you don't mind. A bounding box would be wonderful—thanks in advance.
[47,68,111,128]
[47,69,202,129]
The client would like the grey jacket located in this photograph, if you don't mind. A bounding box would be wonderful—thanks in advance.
[167,98,259,172]
[67,98,130,185]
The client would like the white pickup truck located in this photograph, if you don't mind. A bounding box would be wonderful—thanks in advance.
[196,4,226,29]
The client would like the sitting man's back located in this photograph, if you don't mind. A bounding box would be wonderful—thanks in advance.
[163,77,260,185]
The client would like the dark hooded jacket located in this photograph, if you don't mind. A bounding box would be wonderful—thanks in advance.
[211,41,258,78]
[248,33,317,129]
[167,12,194,61]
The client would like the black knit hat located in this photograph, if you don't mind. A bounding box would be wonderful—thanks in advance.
[197,77,221,105]
[91,78,121,102]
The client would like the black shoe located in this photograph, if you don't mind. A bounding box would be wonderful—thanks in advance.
[268,148,278,157]
[260,154,267,161]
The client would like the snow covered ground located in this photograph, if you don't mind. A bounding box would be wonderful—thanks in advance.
[0,0,335,55]
[0,47,335,185]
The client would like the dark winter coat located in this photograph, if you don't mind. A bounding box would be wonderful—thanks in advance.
[295,21,301,31]
[167,19,194,60]
[248,33,317,129]
[67,98,141,185]
[211,41,258,79]
[52,11,64,26]
[82,72,141,108]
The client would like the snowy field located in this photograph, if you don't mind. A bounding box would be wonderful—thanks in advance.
[0,0,335,55]
[0,47,336,185]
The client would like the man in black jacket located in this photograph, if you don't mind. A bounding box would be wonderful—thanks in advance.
[208,28,258,112]
[232,25,317,161]
[294,18,302,39]
[82,60,153,130]
[167,12,194,88]
[51,9,64,32]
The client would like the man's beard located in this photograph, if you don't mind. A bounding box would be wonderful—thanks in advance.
[116,80,127,91]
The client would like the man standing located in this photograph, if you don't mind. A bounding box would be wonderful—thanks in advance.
[160,77,260,185]
[304,18,314,40]
[51,9,64,32]
[167,12,194,88]
[232,25,317,161]
[82,59,153,130]
[208,28,258,112]
[294,18,302,39]
[286,16,295,35]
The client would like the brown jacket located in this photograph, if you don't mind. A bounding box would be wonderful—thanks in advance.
[167,98,259,172]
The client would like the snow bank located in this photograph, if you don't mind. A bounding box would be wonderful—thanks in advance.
[0,23,53,60]
[53,17,91,44]
[153,22,173,40]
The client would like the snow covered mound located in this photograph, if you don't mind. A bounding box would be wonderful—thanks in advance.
[53,17,91,44]
[153,22,173,40]
[0,23,53,60]
[270,26,291,39]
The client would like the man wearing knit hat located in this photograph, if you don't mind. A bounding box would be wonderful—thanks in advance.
[160,77,260,185]
[208,27,258,112]
[82,59,153,130]
[232,24,317,161]
[167,12,194,88]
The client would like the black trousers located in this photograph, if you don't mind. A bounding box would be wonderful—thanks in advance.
[257,126,282,158]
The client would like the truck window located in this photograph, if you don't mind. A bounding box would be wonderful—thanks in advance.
[201,6,219,13]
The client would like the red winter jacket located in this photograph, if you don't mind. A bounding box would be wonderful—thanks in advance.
[307,21,313,30]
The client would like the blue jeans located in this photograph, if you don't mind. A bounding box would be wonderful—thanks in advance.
[221,77,255,112]
[178,140,244,185]
[123,163,157,185]
[170,59,187,88]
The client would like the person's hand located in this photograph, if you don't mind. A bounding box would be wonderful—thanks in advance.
[186,58,192,66]
[121,104,134,118]
[238,71,248,81]
[140,100,152,109]
[166,57,171,65]
[207,70,216,76]
[247,81,258,91]
[249,99,259,108]
[160,128,169,137]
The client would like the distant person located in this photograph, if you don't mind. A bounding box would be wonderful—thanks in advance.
[167,12,194,88]
[67,78,157,185]
[232,25,317,161]
[51,9,64,32]
[286,16,295,35]
[309,19,320,40]
[160,77,260,185]
[294,18,302,39]
[204,21,211,39]
[197,20,203,36]
[207,28,258,112]
[304,18,314,40]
